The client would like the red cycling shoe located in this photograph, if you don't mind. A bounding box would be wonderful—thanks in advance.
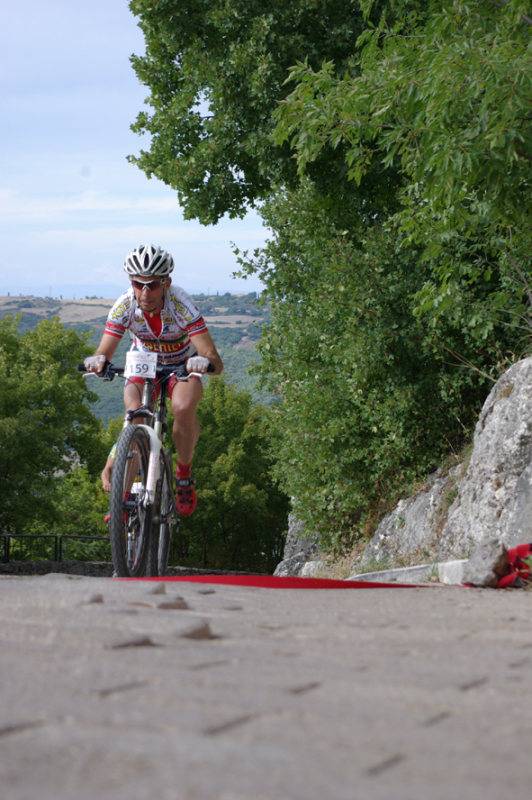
[175,476,197,516]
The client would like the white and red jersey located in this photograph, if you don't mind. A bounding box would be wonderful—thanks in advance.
[104,285,207,366]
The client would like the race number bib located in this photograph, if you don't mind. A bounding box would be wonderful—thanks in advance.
[124,351,158,379]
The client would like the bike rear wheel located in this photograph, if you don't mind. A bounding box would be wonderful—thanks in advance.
[109,425,154,577]
[148,451,178,576]
[158,452,179,575]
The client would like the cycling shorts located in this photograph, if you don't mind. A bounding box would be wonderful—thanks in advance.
[125,372,201,402]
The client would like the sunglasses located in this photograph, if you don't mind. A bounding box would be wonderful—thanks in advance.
[131,278,165,292]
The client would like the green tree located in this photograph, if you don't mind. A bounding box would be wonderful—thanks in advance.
[27,466,111,561]
[274,0,531,345]
[238,183,524,548]
[128,1,530,552]
[0,316,105,532]
[178,378,288,571]
[129,0,369,222]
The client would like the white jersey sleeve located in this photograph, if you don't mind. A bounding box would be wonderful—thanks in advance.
[167,286,207,337]
[104,289,134,340]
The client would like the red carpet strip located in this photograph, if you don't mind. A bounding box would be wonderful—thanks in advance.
[116,574,430,589]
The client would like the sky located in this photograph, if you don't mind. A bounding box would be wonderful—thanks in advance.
[1,1,267,298]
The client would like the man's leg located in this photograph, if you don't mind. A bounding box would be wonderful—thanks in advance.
[100,382,143,493]
[171,377,203,515]
[101,456,113,493]
[124,380,145,415]
[170,377,203,464]
[120,380,148,488]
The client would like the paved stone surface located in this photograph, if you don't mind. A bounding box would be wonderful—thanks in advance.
[1,574,532,800]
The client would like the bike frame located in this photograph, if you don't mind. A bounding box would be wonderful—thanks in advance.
[80,358,205,576]
[121,364,201,507]
[81,358,204,511]
[121,368,170,507]
[131,424,161,506]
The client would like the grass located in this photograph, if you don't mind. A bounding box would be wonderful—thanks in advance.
[354,441,475,550]
[315,544,444,580]
[313,438,478,580]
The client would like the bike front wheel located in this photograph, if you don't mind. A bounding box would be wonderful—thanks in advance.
[109,425,153,577]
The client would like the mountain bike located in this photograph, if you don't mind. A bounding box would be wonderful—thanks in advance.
[80,357,207,577]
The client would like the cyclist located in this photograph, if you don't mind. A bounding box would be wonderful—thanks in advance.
[85,244,223,516]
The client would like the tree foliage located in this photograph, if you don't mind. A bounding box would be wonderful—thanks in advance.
[129,1,531,550]
[25,466,111,561]
[0,316,106,532]
[177,378,288,571]
[238,182,526,548]
[274,0,531,341]
[129,0,369,222]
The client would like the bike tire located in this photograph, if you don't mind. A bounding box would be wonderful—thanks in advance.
[109,425,153,577]
[156,452,178,576]
[145,451,175,577]
[144,453,165,579]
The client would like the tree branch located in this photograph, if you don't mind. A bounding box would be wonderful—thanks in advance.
[494,0,532,26]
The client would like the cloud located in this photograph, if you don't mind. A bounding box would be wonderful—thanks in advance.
[35,223,268,249]
[25,223,267,293]
[1,2,266,296]
[0,188,180,220]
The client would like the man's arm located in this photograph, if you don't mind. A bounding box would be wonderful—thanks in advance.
[190,331,224,375]
[95,333,121,361]
[85,333,121,373]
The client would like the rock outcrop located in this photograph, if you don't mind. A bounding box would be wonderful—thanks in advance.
[358,357,532,569]
[360,465,462,567]
[461,537,510,588]
[439,357,532,558]
[274,513,320,576]
[274,358,531,578]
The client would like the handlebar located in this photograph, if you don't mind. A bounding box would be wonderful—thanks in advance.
[78,360,214,381]
[78,361,123,381]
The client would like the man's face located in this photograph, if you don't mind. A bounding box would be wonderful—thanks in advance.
[130,276,168,313]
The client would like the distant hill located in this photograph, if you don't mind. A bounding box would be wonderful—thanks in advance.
[0,292,267,330]
[0,293,273,422]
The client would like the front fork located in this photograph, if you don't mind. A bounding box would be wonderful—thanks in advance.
[136,423,162,506]
[120,420,162,507]
[122,378,164,507]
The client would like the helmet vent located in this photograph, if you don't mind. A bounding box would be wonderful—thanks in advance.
[123,245,174,277]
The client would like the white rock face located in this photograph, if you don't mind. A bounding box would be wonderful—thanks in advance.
[276,358,532,577]
[355,356,532,570]
[360,465,462,566]
[299,560,325,577]
[440,357,532,558]
[273,513,320,576]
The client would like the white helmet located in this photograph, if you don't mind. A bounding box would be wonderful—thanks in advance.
[123,245,174,277]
